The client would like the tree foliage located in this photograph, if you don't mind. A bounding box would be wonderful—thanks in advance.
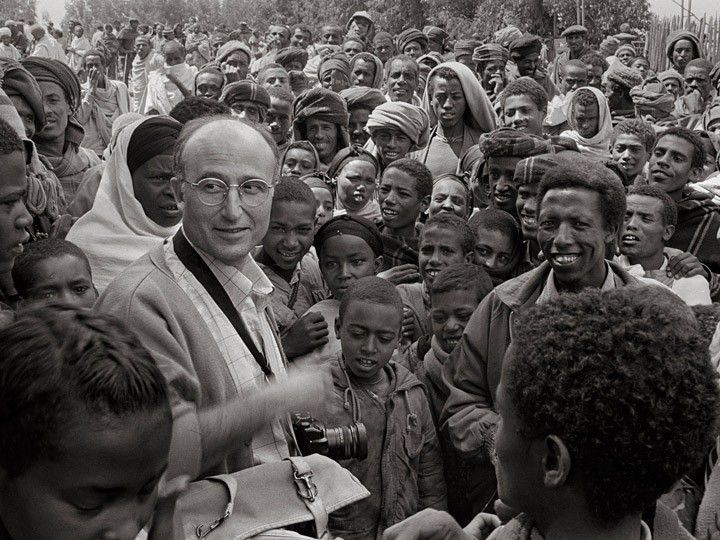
[3,0,37,21]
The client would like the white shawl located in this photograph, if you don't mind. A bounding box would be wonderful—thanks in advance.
[560,86,614,161]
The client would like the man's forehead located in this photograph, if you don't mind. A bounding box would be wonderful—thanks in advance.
[627,194,663,211]
[185,121,274,159]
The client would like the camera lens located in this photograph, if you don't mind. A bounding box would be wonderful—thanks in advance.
[325,423,368,461]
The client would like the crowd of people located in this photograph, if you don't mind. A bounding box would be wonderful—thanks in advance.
[2,11,720,540]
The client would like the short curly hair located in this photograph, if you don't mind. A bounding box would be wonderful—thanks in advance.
[580,51,609,72]
[339,276,403,324]
[627,184,677,227]
[382,157,433,200]
[570,87,597,109]
[500,77,548,114]
[421,213,476,255]
[430,262,493,303]
[538,156,627,232]
[655,127,706,170]
[506,287,719,524]
[612,119,656,152]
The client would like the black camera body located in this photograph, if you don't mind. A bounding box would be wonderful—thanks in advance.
[291,412,368,461]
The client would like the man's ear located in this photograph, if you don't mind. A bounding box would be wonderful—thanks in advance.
[542,434,571,488]
[663,224,675,242]
[373,255,384,273]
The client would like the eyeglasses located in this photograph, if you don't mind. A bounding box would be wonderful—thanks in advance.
[185,178,273,207]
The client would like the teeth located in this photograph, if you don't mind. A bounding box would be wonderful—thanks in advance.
[279,250,299,257]
[358,359,374,367]
[383,208,398,217]
[623,235,639,241]
[521,216,536,226]
[554,254,579,264]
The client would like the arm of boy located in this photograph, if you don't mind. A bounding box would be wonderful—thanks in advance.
[439,294,500,461]
[417,394,448,512]
[282,311,329,359]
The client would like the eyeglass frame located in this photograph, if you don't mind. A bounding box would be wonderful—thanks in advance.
[183,177,275,207]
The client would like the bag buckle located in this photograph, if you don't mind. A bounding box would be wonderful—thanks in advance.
[196,500,233,538]
[293,469,319,502]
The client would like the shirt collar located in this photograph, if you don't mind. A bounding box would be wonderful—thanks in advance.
[538,261,615,304]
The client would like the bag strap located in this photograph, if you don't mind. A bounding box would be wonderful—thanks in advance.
[173,231,273,377]
[195,475,238,539]
[288,456,329,538]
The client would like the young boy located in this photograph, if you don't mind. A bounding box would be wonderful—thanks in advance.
[377,158,432,273]
[327,147,381,223]
[266,86,294,153]
[611,119,655,184]
[0,304,174,540]
[324,276,447,539]
[298,214,384,365]
[468,208,528,285]
[255,179,328,360]
[11,238,98,309]
[397,214,475,346]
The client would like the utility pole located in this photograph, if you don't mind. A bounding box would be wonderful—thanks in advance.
[576,0,581,24]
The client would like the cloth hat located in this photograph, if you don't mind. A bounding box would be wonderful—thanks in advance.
[478,127,551,158]
[614,32,636,41]
[339,86,386,111]
[417,52,445,69]
[599,36,620,57]
[275,47,309,70]
[314,214,383,259]
[0,27,11,38]
[665,29,703,63]
[126,116,182,177]
[220,80,271,109]
[508,33,542,58]
[374,31,393,44]
[396,28,428,54]
[423,26,448,44]
[630,78,675,116]
[615,44,636,58]
[349,52,385,88]
[560,25,587,38]
[365,101,430,152]
[493,25,523,49]
[215,40,252,64]
[4,20,15,27]
[658,68,684,86]
[473,43,509,63]
[0,58,46,133]
[454,39,481,59]
[292,87,351,149]
[326,145,379,178]
[605,62,643,90]
[514,153,561,185]
[346,11,374,31]
[318,52,351,80]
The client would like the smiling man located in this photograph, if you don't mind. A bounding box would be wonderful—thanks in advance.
[441,157,645,511]
[97,116,328,479]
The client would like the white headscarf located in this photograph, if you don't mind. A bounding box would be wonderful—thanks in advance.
[561,86,614,161]
[67,117,182,292]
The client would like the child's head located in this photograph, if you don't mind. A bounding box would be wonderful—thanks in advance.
[301,172,335,231]
[569,88,600,139]
[630,56,650,79]
[611,119,655,179]
[337,276,403,382]
[419,214,475,287]
[315,215,384,300]
[496,287,718,528]
[0,305,172,540]
[327,146,379,212]
[280,141,319,179]
[468,208,522,284]
[378,158,432,236]
[430,263,493,354]
[262,179,316,271]
[12,239,98,309]
[266,86,294,146]
[427,174,473,219]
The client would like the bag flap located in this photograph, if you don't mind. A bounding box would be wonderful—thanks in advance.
[177,454,370,539]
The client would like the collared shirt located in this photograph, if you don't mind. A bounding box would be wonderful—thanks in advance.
[164,231,290,463]
[537,261,617,304]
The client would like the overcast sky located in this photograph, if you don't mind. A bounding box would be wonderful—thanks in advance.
[36,0,719,26]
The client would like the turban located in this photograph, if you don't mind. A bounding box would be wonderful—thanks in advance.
[318,52,351,80]
[314,214,383,259]
[560,25,587,38]
[454,39,481,59]
[373,31,393,45]
[4,20,15,27]
[0,58,46,133]
[126,116,182,177]
[417,52,445,70]
[397,28,428,54]
[339,86,386,112]
[614,32,636,42]
[326,145,379,178]
[658,68,683,86]
[493,25,523,49]
[292,88,351,148]
[615,44,636,58]
[473,43,509,64]
[478,127,551,158]
[599,36,620,57]
[630,79,675,116]
[513,153,560,185]
[210,32,228,47]
[365,101,430,152]
[349,52,384,88]
[423,26,448,43]
[604,62,643,90]
[215,40,251,64]
[22,57,81,111]
[346,11,374,31]
[220,80,271,108]
[0,27,10,38]
[508,33,542,59]
[665,29,703,63]
[275,47,309,70]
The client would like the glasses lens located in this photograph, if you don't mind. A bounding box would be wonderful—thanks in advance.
[196,178,228,205]
[240,180,271,207]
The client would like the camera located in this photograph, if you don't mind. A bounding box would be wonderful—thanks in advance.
[291,413,368,461]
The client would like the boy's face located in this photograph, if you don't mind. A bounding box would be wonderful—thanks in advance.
[612,134,649,179]
[0,151,31,274]
[262,200,315,271]
[336,160,377,211]
[336,300,400,382]
[620,194,673,263]
[474,228,517,280]
[419,226,470,287]
[22,254,98,309]
[266,98,292,145]
[320,235,381,299]
[503,95,544,136]
[431,289,478,354]
[488,156,521,214]
[378,167,429,233]
[348,108,371,146]
[649,135,701,197]
[573,102,599,139]
[0,408,171,540]
[561,64,588,94]
[281,148,316,178]
[372,128,413,165]
[515,182,539,240]
[311,187,334,231]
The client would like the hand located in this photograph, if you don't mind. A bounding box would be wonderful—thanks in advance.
[494,500,520,524]
[402,308,415,342]
[382,509,476,540]
[222,63,241,83]
[147,475,190,540]
[666,251,707,279]
[490,75,504,95]
[377,264,421,285]
[274,362,332,416]
[464,512,502,539]
[88,67,101,91]
[282,312,329,359]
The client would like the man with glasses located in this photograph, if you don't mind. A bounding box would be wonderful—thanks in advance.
[97,116,328,479]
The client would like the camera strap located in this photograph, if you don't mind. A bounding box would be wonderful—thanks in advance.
[173,231,273,378]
